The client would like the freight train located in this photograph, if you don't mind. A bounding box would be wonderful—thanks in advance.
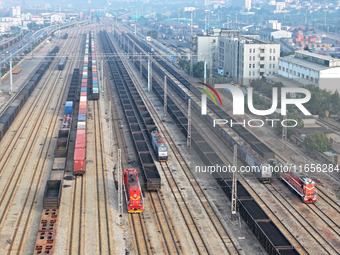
[0,46,57,141]
[123,168,143,213]
[100,30,161,191]
[91,31,100,100]
[123,32,300,255]
[150,129,168,161]
[281,168,317,203]
[73,32,90,175]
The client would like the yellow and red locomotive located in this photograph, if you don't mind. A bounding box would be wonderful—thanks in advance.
[281,168,316,203]
[123,168,143,213]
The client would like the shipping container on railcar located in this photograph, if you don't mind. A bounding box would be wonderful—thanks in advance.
[123,168,143,213]
[150,129,168,161]
[281,167,317,203]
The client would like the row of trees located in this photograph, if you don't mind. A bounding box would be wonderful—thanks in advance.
[249,79,334,152]
[302,85,340,117]
[178,60,210,79]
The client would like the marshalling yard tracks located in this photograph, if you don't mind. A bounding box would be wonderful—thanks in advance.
[0,29,79,254]
[101,32,152,255]
[107,32,241,254]
[117,25,340,255]
[64,28,115,255]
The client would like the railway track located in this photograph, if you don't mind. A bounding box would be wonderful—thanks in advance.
[317,188,340,213]
[113,32,241,255]
[0,30,79,254]
[265,183,340,254]
[68,176,85,254]
[149,191,181,255]
[118,27,311,254]
[101,33,152,255]
[92,99,113,254]
[318,118,340,135]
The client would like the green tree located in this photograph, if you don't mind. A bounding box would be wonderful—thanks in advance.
[193,61,210,78]
[306,132,331,152]
[330,90,340,114]
[178,59,190,73]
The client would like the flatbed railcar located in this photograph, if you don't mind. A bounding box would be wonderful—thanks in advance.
[124,32,299,255]
[123,168,143,213]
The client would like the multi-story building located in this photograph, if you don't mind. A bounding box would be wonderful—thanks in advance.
[278,51,340,93]
[0,22,11,35]
[12,6,21,17]
[192,35,219,70]
[218,34,280,85]
[232,0,251,10]
[192,29,240,71]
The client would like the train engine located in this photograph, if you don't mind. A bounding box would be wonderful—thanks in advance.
[150,129,168,161]
[123,168,143,213]
[281,169,316,203]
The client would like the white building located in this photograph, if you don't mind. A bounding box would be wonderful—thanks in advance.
[232,0,251,10]
[267,20,281,30]
[192,35,219,70]
[51,14,64,23]
[259,28,292,41]
[12,6,21,17]
[278,51,340,93]
[218,34,280,85]
[32,15,44,25]
[0,22,11,35]
[1,17,22,27]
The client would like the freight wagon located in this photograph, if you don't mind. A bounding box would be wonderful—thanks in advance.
[43,180,62,209]
[124,32,299,255]
[100,31,161,191]
[0,55,53,141]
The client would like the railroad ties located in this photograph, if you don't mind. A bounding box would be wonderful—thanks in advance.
[123,31,300,255]
[33,63,80,254]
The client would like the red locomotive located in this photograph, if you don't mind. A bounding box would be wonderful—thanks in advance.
[123,168,143,213]
[281,168,316,203]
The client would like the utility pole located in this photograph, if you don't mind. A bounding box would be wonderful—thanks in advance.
[231,145,238,221]
[187,98,191,151]
[147,55,152,92]
[190,10,193,76]
[134,11,137,36]
[9,53,13,92]
[101,59,104,93]
[118,149,123,225]
[139,53,142,74]
[0,68,2,91]
[204,59,207,84]
[164,75,167,116]
[204,11,207,35]
[282,114,287,141]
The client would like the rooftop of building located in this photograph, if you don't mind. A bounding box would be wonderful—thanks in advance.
[295,50,336,61]
[294,127,333,135]
[279,55,331,71]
